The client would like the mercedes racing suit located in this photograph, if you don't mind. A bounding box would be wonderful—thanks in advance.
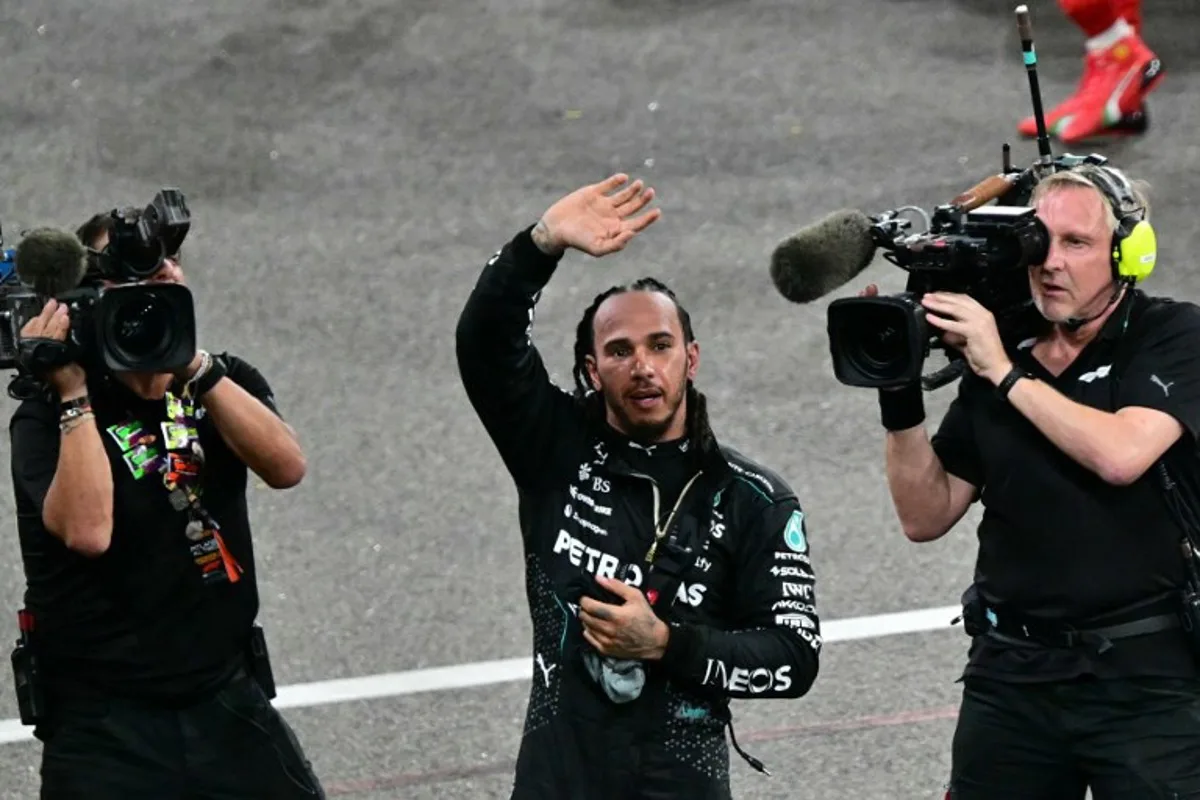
[455,225,822,800]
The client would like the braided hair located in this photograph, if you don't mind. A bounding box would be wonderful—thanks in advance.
[571,278,715,456]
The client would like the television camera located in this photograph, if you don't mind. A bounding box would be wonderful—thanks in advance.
[0,188,197,390]
[825,5,1113,391]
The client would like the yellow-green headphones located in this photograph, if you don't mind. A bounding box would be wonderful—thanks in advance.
[1076,164,1157,284]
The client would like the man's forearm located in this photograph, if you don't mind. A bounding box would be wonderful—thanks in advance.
[530,218,565,256]
[658,623,818,700]
[43,409,114,556]
[200,378,306,489]
[454,227,579,491]
[1005,376,1150,484]
[885,428,957,540]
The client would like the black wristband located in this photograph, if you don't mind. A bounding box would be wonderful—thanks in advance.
[995,366,1029,401]
[878,383,926,431]
[193,354,227,399]
[58,394,90,413]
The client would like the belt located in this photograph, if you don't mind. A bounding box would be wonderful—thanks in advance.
[44,659,250,715]
[983,604,1182,654]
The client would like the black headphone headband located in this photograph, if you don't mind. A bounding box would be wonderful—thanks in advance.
[1073,164,1144,237]
[1062,163,1157,285]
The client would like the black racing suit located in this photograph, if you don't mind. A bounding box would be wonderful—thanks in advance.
[456,225,822,799]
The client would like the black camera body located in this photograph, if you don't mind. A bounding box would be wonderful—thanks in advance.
[820,0,1120,394]
[98,188,191,280]
[0,282,196,375]
[825,152,1117,391]
[0,188,198,378]
[827,203,1049,390]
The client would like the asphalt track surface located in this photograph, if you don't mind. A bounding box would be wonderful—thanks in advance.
[0,0,1196,797]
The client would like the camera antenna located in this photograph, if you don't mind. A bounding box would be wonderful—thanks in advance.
[1016,5,1054,171]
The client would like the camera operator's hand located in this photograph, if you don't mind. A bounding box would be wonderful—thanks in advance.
[19,299,87,398]
[579,576,670,661]
[531,173,661,257]
[921,292,1013,386]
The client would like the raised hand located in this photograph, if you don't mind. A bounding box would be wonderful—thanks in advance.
[531,173,661,258]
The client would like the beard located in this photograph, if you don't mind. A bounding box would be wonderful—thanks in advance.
[599,381,688,444]
[1033,280,1124,327]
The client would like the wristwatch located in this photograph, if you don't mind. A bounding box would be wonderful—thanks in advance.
[995,365,1031,401]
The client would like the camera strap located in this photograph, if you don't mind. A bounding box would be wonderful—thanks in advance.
[158,386,243,585]
[1108,293,1200,579]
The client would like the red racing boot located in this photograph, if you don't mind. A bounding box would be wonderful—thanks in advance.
[1017,20,1163,143]
[1054,25,1163,143]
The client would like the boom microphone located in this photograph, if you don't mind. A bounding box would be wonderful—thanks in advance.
[769,209,877,303]
[15,227,88,297]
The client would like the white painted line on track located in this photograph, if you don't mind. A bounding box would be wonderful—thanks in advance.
[0,603,961,746]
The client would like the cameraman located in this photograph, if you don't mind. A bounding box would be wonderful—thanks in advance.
[7,207,325,798]
[456,173,821,799]
[873,164,1200,798]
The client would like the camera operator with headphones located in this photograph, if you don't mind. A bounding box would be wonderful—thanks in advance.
[868,163,1200,798]
[7,199,325,799]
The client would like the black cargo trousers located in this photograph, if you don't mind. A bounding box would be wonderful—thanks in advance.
[34,666,325,800]
[947,674,1200,800]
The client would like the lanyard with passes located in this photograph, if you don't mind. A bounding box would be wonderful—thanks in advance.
[160,386,243,585]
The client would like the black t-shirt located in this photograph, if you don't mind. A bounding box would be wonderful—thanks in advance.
[931,289,1200,682]
[8,353,279,701]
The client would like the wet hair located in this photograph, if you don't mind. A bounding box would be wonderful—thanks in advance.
[571,277,714,455]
